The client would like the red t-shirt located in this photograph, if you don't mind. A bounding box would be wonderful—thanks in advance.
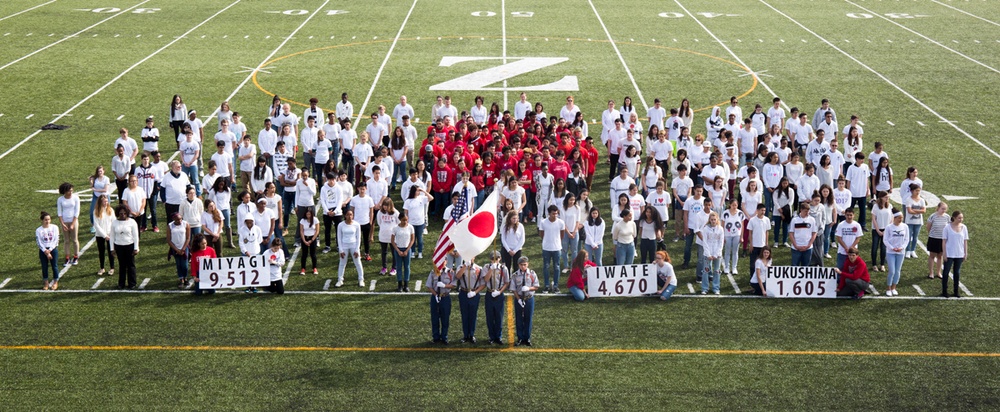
[431,165,454,193]
[566,260,597,289]
[838,257,870,289]
[189,247,217,279]
[549,160,571,181]
[583,145,599,174]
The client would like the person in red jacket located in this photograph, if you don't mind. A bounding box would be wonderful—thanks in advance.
[190,233,218,295]
[835,247,870,299]
[567,250,596,301]
[431,158,454,216]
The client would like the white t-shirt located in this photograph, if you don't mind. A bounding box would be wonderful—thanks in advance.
[721,209,746,238]
[300,217,319,238]
[349,195,376,225]
[747,215,772,248]
[845,164,871,197]
[835,220,863,255]
[943,225,969,259]
[376,210,400,243]
[789,214,818,248]
[752,260,770,284]
[904,196,926,226]
[645,191,671,223]
[538,218,565,251]
[683,197,706,229]
[648,106,667,129]
[392,224,414,249]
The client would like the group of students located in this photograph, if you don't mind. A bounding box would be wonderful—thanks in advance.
[36,93,970,307]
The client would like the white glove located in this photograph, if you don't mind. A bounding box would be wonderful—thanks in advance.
[491,291,501,298]
[436,281,446,288]
[466,291,476,299]
[521,285,530,292]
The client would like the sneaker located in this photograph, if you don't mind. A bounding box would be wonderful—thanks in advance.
[892,289,898,296]
[109,269,114,276]
[825,253,832,259]
[90,227,96,234]
[553,287,560,294]
[364,254,372,261]
[673,236,680,242]
[418,252,423,259]
[313,268,318,275]
[773,243,779,248]
[300,269,306,275]
[390,269,396,277]
[72,257,79,265]
[783,242,791,248]
[97,269,105,276]
[359,279,366,287]
[423,227,428,235]
[322,246,331,254]
[939,292,949,298]
[561,268,569,274]
[714,290,720,295]
[701,290,707,295]
[153,226,160,233]
[732,268,738,275]
[335,280,344,288]
[403,286,410,292]
[380,268,387,275]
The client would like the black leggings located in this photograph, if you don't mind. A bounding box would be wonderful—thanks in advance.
[268,279,285,294]
[114,243,136,288]
[502,246,521,273]
[380,241,393,269]
[640,238,657,264]
[300,235,317,269]
[97,237,115,270]
[323,214,341,248]
[360,223,372,255]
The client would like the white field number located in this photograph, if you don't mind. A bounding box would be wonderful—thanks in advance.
[586,264,656,297]
[198,255,269,289]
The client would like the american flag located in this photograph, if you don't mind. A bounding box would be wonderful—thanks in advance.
[432,185,469,271]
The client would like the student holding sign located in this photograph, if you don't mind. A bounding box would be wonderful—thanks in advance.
[190,234,216,296]
[566,251,596,302]
[265,238,286,294]
[834,247,870,299]
[751,246,772,296]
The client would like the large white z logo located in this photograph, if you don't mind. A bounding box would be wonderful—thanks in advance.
[429,56,579,91]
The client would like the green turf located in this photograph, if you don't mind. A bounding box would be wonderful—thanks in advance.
[1,0,999,408]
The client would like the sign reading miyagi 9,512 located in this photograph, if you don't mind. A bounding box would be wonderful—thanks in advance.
[766,266,838,298]
[198,255,269,289]
[586,264,655,297]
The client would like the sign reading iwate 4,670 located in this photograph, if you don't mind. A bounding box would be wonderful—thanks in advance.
[586,264,656,297]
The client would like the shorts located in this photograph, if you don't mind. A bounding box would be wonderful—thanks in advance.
[927,237,943,254]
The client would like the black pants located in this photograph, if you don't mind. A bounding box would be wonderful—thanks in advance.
[502,246,521,272]
[748,247,762,282]
[380,241,394,270]
[608,153,620,180]
[360,223,372,255]
[640,238,657,264]
[169,120,184,146]
[323,214,341,248]
[114,243,137,288]
[943,258,964,295]
[870,229,886,267]
[300,236,317,269]
[165,203,180,220]
[268,279,285,294]
[115,179,128,202]
[97,237,115,270]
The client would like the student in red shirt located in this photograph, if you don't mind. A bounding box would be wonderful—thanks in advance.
[567,250,597,301]
[835,247,870,299]
[190,233,217,295]
[470,161,487,207]
[581,136,600,189]
[549,150,571,181]
[431,158,454,216]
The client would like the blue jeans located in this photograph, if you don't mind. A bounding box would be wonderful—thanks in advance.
[281,191,296,233]
[392,161,407,191]
[445,253,462,272]
[906,224,922,253]
[569,286,586,301]
[724,236,740,273]
[485,292,505,341]
[822,224,833,255]
[430,294,452,341]
[683,231,696,265]
[514,296,534,342]
[542,250,560,287]
[174,251,189,279]
[772,216,788,245]
[89,193,98,227]
[394,249,411,282]
[836,253,848,270]
[584,243,603,266]
[561,233,579,268]
[702,257,721,292]
[39,248,59,280]
[791,248,812,266]
[886,252,904,287]
[942,258,964,295]
[660,283,677,300]
[764,189,775,216]
[412,224,425,255]
[615,241,635,265]
[182,164,200,195]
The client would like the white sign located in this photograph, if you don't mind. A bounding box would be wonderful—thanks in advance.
[586,264,656,297]
[198,255,269,289]
[765,266,838,298]
[430,56,578,91]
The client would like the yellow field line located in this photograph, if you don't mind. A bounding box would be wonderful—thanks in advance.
[3,345,999,358]
[506,294,515,348]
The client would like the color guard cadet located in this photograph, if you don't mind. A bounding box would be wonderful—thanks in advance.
[427,268,456,344]
[483,251,510,345]
[511,256,539,346]
[456,259,484,343]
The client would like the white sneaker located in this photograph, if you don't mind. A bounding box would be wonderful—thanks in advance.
[732,268,738,275]
[359,279,366,287]
[783,242,791,248]
[773,243,779,248]
[334,280,344,288]
[418,252,423,259]
[825,253,832,259]
[893,289,899,296]
[714,290,721,295]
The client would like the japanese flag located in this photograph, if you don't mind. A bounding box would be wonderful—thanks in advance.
[447,190,499,261]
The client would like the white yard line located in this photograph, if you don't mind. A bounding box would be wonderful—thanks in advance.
[0,0,242,162]
[915,239,971,295]
[351,0,419,129]
[726,273,740,294]
[0,0,58,23]
[757,0,1000,161]
[912,284,925,296]
[674,0,789,111]
[0,0,153,72]
[282,245,301,283]
[501,0,508,110]
[843,0,999,74]
[139,278,150,289]
[928,0,1000,28]
[0,278,11,288]
[91,278,104,289]
[202,0,331,127]
[586,0,648,109]
[58,237,96,277]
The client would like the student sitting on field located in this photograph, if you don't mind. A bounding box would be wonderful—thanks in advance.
[834,247,870,299]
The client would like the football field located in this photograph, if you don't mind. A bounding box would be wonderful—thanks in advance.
[1,0,999,409]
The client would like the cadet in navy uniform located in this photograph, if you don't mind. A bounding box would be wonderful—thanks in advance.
[483,251,510,345]
[511,256,540,346]
[427,268,456,344]
[456,259,485,343]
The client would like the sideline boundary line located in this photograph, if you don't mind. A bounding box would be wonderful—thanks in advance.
[757,0,1000,161]
[0,288,995,300]
[0,0,152,72]
[843,0,999,74]
[351,0,419,129]
[0,0,242,162]
[3,344,999,358]
[929,0,1000,28]
[0,0,58,23]
[587,0,648,109]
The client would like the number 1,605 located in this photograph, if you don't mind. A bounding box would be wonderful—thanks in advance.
[775,280,826,296]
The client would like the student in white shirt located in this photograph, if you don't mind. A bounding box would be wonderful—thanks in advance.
[264,238,286,294]
[747,204,772,276]
[789,203,818,267]
[336,209,365,288]
[36,211,61,289]
[110,205,140,289]
[720,199,745,276]
[698,211,725,294]
[835,208,864,270]
[57,183,81,266]
[883,209,909,297]
[904,185,927,258]
[539,205,567,293]
[391,212,415,292]
[349,185,376,261]
[845,152,872,228]
[298,208,320,275]
[940,211,969,298]
[771,177,795,248]
[648,98,667,130]
[375,198,400,277]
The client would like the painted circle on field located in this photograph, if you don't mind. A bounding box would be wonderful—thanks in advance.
[889,189,940,209]
[252,36,757,123]
[468,211,496,237]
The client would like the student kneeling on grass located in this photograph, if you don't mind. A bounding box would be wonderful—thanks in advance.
[265,238,286,294]
[566,250,596,302]
[654,251,677,301]
[834,247,870,299]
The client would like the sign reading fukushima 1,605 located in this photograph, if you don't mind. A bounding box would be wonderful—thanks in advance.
[586,264,655,297]
[765,266,838,298]
[197,255,269,290]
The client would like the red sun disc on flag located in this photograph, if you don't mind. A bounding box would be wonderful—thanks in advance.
[468,211,495,237]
